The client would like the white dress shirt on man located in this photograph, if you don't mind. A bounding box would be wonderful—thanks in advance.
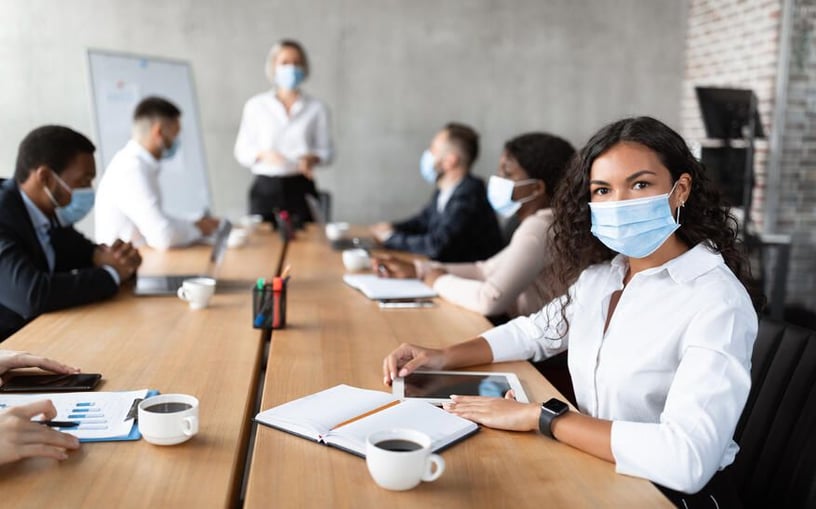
[233,92,333,177]
[95,140,201,250]
[482,243,757,493]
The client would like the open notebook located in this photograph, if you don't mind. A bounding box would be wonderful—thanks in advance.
[343,274,437,301]
[254,384,478,458]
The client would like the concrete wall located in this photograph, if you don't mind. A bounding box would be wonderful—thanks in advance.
[0,0,688,233]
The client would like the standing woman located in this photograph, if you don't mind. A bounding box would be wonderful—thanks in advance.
[383,117,762,507]
[234,39,333,226]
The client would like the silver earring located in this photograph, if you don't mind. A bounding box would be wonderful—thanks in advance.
[676,201,685,224]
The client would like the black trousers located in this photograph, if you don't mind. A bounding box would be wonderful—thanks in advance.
[655,467,742,508]
[249,174,317,229]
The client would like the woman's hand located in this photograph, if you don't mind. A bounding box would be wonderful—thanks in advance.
[443,392,540,432]
[257,150,287,167]
[371,255,417,279]
[0,350,79,383]
[298,154,320,179]
[382,343,446,386]
[0,400,81,465]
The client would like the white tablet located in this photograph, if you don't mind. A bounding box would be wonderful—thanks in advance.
[392,370,529,405]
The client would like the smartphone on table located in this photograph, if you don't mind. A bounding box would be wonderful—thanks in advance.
[0,373,102,392]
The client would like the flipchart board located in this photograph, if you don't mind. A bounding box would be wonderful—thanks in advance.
[87,49,211,220]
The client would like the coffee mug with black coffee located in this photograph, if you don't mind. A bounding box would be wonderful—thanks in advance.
[138,394,199,446]
[365,428,445,490]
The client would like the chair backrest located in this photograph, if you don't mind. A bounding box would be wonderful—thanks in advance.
[732,318,816,509]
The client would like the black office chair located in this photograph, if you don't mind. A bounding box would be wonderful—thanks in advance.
[731,318,816,509]
[317,190,332,223]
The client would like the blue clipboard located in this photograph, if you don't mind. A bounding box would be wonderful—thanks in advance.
[79,389,159,443]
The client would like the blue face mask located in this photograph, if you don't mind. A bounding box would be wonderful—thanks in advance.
[44,172,95,226]
[56,188,95,226]
[161,136,181,160]
[275,64,306,90]
[588,183,681,258]
[419,149,439,184]
[487,176,539,218]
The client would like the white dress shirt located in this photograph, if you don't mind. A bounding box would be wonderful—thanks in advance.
[233,91,333,177]
[95,140,201,250]
[482,243,757,493]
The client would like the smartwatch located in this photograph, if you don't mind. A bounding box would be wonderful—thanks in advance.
[538,398,569,439]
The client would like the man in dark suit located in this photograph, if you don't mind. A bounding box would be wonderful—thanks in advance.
[370,123,504,263]
[0,125,142,341]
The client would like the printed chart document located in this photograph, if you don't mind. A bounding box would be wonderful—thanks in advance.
[254,384,478,457]
[343,274,437,301]
[0,390,150,442]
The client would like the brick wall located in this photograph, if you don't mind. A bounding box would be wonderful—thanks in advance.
[682,0,816,315]
[776,0,816,312]
[681,0,782,232]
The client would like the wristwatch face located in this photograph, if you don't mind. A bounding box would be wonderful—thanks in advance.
[542,398,569,416]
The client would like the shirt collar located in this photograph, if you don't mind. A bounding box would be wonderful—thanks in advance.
[127,139,160,171]
[611,242,725,284]
[268,91,308,117]
[19,188,53,232]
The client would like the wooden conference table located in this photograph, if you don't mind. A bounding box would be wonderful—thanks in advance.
[0,226,671,508]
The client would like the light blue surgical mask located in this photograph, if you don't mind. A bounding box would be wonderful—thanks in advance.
[275,64,306,90]
[44,171,95,226]
[419,149,439,184]
[487,176,540,218]
[161,136,181,160]
[588,182,681,258]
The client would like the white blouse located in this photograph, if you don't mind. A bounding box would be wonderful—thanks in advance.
[233,91,333,177]
[482,243,757,493]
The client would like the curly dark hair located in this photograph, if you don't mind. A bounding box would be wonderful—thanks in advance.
[546,116,763,337]
[504,132,575,197]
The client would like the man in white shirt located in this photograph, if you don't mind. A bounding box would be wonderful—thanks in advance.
[95,97,220,250]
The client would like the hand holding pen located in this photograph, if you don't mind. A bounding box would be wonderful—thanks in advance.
[0,400,80,465]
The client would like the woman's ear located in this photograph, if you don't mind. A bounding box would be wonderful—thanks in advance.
[676,172,693,205]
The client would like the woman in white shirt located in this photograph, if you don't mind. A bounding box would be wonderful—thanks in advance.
[234,40,333,227]
[373,132,575,320]
[382,117,761,507]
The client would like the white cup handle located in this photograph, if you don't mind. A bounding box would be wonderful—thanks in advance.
[177,287,188,301]
[421,454,445,482]
[182,416,199,436]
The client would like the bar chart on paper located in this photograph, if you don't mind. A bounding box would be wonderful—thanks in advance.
[0,390,151,441]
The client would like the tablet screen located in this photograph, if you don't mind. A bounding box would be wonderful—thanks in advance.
[404,373,512,399]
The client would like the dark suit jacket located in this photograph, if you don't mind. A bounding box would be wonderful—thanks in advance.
[0,179,118,341]
[384,174,504,263]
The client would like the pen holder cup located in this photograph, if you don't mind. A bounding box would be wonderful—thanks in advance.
[252,279,287,330]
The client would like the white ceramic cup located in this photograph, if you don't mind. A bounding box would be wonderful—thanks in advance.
[239,214,264,234]
[138,394,199,446]
[227,227,249,248]
[325,222,350,241]
[342,248,371,272]
[366,429,445,491]
[176,277,216,310]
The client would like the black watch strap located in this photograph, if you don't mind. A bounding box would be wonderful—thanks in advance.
[538,398,569,439]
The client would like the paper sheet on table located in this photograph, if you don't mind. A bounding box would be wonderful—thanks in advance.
[0,390,149,440]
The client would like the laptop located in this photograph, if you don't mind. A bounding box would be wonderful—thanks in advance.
[134,219,233,296]
[304,194,377,251]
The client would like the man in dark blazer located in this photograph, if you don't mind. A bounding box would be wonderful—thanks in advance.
[0,125,142,341]
[370,123,504,263]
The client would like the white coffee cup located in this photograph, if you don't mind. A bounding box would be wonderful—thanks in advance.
[325,222,350,241]
[366,429,445,491]
[227,227,249,248]
[176,277,216,310]
[342,248,370,272]
[239,214,264,234]
[138,394,199,446]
